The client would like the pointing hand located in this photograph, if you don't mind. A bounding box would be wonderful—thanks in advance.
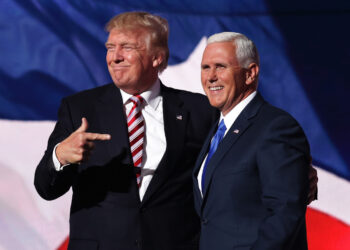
[56,117,111,165]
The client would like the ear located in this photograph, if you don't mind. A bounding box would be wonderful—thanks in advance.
[152,51,164,69]
[245,63,259,85]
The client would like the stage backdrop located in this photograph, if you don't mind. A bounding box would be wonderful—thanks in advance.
[0,1,349,249]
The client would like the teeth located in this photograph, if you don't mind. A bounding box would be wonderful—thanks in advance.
[209,86,223,91]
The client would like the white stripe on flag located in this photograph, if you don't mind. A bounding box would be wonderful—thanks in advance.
[0,119,71,250]
[310,166,350,225]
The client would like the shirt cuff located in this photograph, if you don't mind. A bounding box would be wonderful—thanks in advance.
[52,143,70,171]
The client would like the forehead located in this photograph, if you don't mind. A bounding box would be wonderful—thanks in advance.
[202,42,237,64]
[106,28,149,44]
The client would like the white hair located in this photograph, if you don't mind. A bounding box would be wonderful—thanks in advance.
[207,32,259,69]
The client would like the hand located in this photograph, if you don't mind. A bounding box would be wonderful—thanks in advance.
[307,164,318,204]
[56,117,111,165]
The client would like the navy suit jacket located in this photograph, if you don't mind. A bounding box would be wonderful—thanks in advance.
[193,93,309,250]
[34,83,218,250]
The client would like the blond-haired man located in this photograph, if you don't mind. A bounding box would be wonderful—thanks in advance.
[35,12,218,250]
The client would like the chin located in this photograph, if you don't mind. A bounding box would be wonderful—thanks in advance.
[208,101,220,110]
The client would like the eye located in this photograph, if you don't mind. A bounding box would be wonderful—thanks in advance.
[216,63,225,69]
[106,46,115,52]
[201,64,210,70]
[122,44,135,51]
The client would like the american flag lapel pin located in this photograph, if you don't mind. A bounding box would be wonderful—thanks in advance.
[176,115,183,120]
[233,129,239,134]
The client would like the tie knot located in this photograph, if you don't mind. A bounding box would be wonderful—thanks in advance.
[129,95,144,106]
[218,119,226,133]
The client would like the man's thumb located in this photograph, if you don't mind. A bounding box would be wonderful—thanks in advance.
[76,117,88,132]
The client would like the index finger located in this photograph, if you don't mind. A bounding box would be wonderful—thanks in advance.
[85,132,111,141]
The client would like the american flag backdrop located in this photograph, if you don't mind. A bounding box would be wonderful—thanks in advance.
[0,1,349,249]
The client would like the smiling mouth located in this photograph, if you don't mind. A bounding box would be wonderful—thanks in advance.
[209,86,224,91]
[112,65,129,70]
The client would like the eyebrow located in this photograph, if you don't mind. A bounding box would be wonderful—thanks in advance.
[105,42,138,48]
[105,42,114,47]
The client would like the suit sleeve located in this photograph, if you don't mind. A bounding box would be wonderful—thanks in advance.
[34,98,78,200]
[252,114,310,250]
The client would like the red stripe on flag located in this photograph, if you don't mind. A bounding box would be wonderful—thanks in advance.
[306,207,350,249]
[57,237,69,250]
[56,207,350,250]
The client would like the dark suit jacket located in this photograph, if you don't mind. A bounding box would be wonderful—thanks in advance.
[34,83,218,250]
[193,93,310,250]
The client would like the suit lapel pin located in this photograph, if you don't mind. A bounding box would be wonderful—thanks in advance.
[233,129,239,134]
[176,115,183,120]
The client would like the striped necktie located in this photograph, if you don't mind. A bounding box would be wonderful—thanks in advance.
[127,95,145,186]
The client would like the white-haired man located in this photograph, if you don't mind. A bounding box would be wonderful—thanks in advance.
[193,32,309,250]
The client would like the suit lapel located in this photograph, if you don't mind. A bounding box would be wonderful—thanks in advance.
[193,122,218,177]
[94,84,133,166]
[201,94,266,204]
[141,84,188,205]
[192,121,217,202]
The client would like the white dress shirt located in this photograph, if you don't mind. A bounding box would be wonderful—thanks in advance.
[120,79,166,200]
[197,91,257,196]
[53,79,166,201]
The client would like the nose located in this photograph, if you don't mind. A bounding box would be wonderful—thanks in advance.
[109,47,124,63]
[208,68,217,83]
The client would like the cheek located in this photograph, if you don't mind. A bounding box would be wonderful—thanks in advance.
[140,53,153,68]
[121,53,131,63]
[201,71,210,84]
[127,50,143,62]
[201,74,206,86]
[106,52,116,66]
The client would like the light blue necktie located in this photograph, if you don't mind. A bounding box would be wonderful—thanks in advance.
[201,119,227,191]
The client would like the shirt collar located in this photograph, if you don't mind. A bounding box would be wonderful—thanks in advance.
[219,91,257,133]
[119,79,161,110]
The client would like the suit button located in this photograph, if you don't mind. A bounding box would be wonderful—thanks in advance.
[140,207,147,213]
[202,218,208,225]
[135,239,141,247]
